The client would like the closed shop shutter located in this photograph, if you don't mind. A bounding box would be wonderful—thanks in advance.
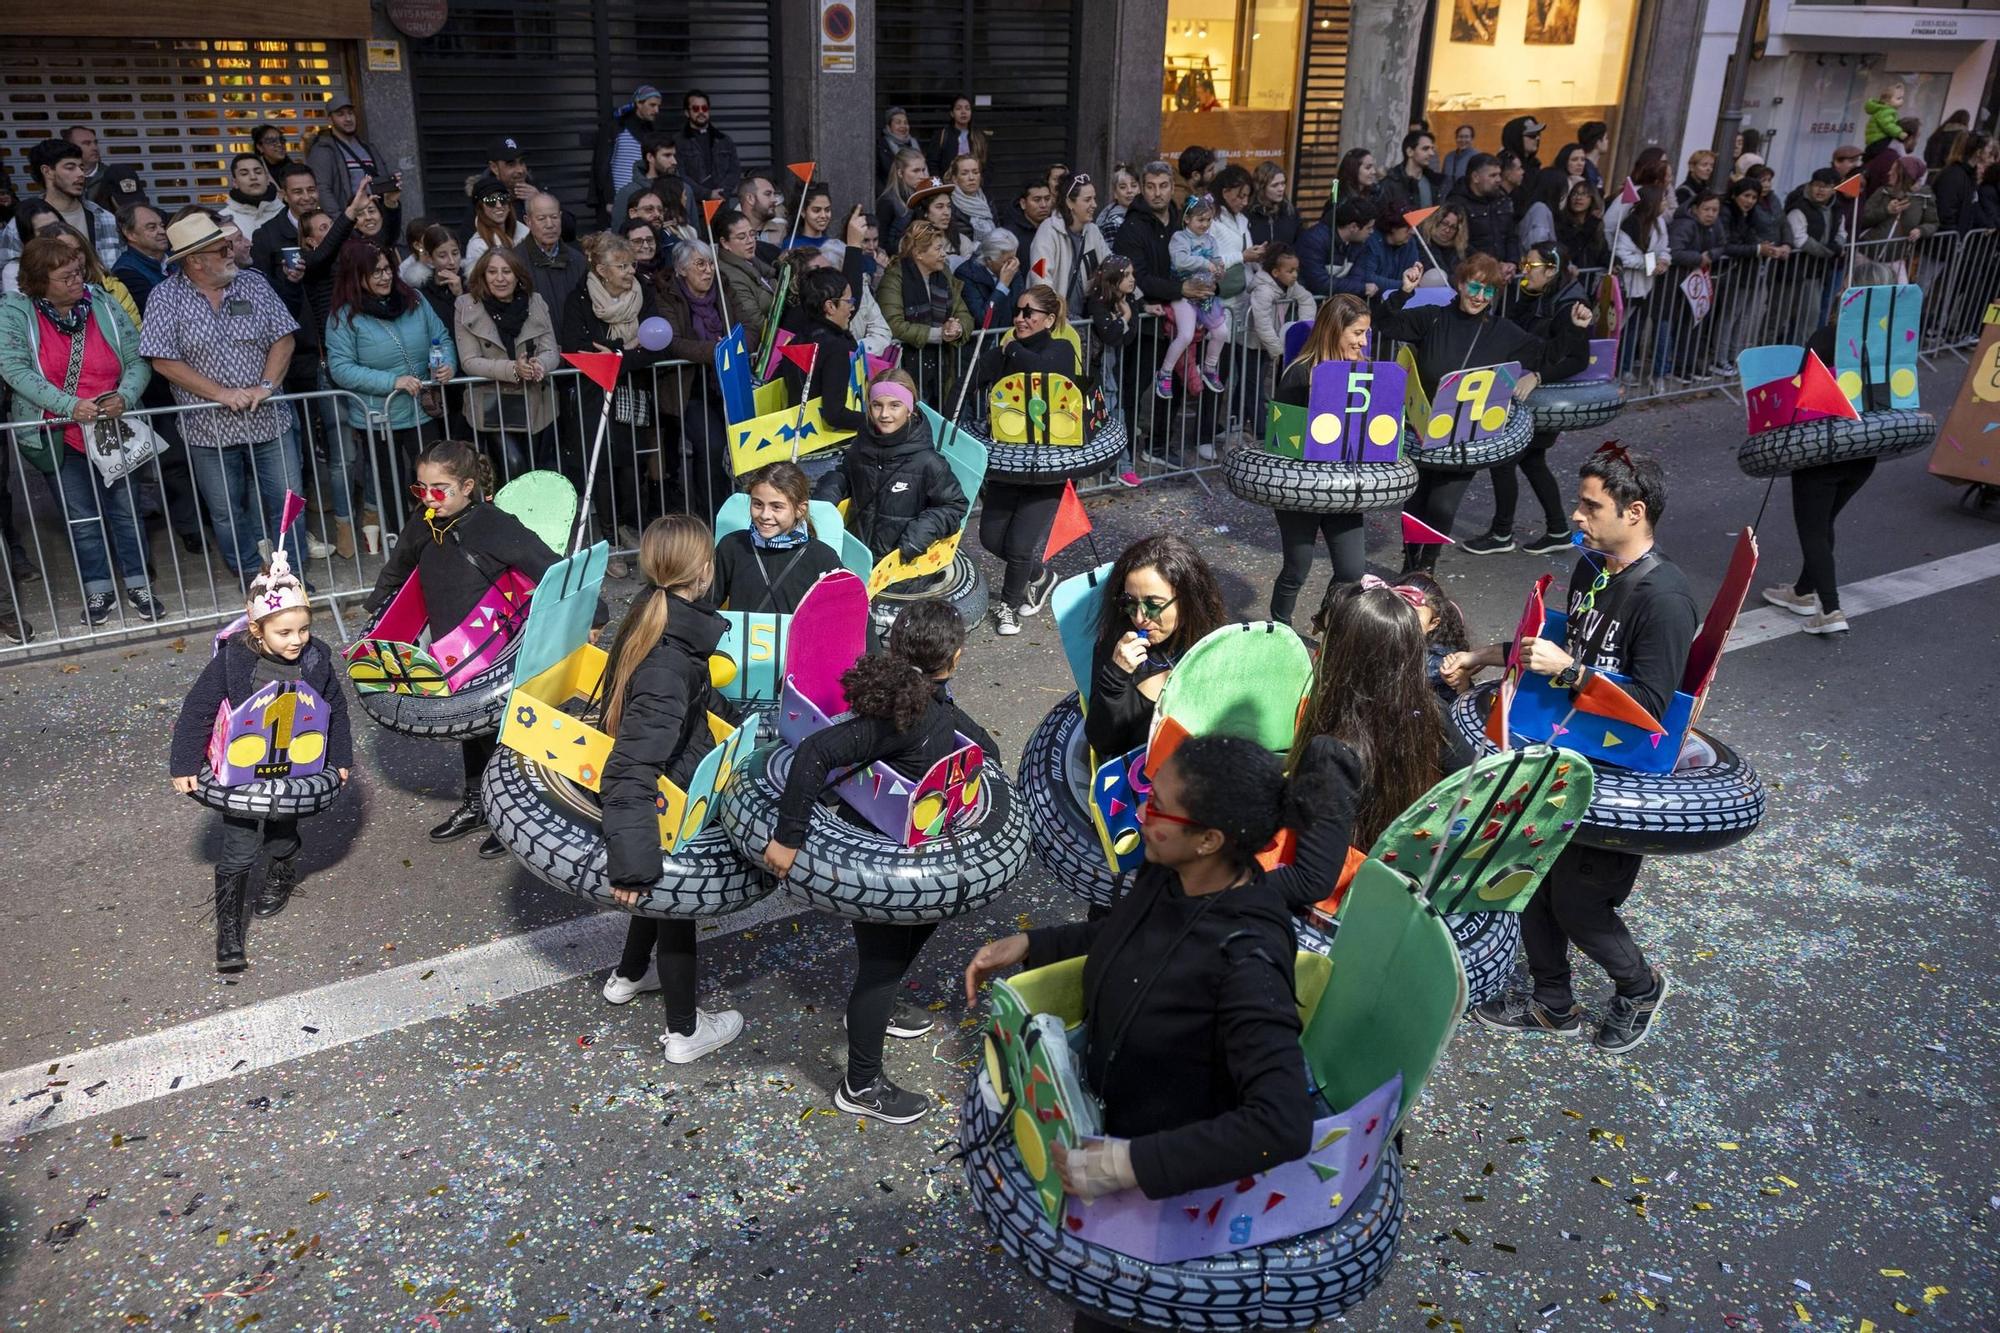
[408,0,780,226]
[877,0,1080,196]
[1290,0,1352,213]
[0,39,347,213]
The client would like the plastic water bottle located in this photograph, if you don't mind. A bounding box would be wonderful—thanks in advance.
[427,337,449,381]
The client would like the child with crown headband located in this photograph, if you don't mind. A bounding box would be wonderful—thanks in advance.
[170,535,353,973]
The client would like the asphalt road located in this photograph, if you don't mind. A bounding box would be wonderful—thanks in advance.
[2,365,1995,1331]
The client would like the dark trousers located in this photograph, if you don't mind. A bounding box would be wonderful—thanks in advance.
[1401,468,1475,571]
[1269,508,1366,622]
[1487,430,1567,538]
[845,920,938,1087]
[979,480,1064,606]
[1790,457,1875,613]
[1522,842,1652,1011]
[616,916,699,1034]
[218,813,301,876]
[462,734,496,797]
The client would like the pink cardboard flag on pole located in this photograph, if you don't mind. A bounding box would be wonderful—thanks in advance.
[1401,512,1452,545]
[279,490,307,536]
[1618,177,1639,206]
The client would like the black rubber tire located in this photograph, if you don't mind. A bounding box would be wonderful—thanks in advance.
[980,419,1131,485]
[1524,380,1625,434]
[1449,684,1766,856]
[1020,696,1126,909]
[479,745,771,918]
[960,1069,1403,1331]
[1222,450,1419,515]
[352,652,515,741]
[869,549,989,637]
[717,743,1030,923]
[187,764,344,819]
[1736,409,1935,478]
[1446,910,1520,1009]
[1411,406,1536,472]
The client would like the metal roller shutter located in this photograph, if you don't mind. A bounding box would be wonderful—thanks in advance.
[0,39,346,212]
[1291,0,1352,214]
[408,0,780,226]
[876,0,1080,196]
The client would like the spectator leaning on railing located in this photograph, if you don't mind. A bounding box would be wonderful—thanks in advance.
[0,235,162,626]
[325,237,456,511]
[0,139,123,271]
[454,247,558,481]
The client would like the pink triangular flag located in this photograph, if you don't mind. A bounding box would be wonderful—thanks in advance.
[1401,512,1452,545]
[278,489,306,535]
[1618,177,1639,206]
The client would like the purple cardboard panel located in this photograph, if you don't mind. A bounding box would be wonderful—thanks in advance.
[1305,360,1407,463]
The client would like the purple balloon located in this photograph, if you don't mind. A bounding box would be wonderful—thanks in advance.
[637,316,673,351]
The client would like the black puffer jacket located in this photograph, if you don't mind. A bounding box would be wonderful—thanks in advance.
[812,410,967,562]
[1512,270,1590,344]
[363,499,560,637]
[170,633,355,778]
[779,313,865,436]
[1370,288,1589,396]
[1446,181,1521,265]
[1112,204,1184,305]
[602,599,738,888]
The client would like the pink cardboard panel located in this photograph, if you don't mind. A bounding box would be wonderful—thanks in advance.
[783,570,869,717]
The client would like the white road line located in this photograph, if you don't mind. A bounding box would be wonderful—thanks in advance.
[10,542,2000,1139]
[1725,541,2000,652]
[0,894,803,1139]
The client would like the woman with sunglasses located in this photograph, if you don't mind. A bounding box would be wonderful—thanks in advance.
[1370,252,1591,574]
[971,282,1079,636]
[1028,170,1108,320]
[962,733,1364,1333]
[361,439,565,859]
[462,174,528,277]
[1082,533,1226,761]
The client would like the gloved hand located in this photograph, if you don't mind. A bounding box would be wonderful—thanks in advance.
[1052,1136,1137,1201]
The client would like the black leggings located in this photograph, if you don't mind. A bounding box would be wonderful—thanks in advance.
[845,920,938,1087]
[217,814,300,876]
[461,734,496,798]
[1521,842,1652,1011]
[1487,430,1567,538]
[1401,468,1475,572]
[979,480,1064,606]
[616,917,699,1034]
[1789,457,1875,613]
[1269,509,1366,623]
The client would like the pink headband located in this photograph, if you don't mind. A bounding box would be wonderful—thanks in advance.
[869,381,915,410]
[1360,573,1429,612]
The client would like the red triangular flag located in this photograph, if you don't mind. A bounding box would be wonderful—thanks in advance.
[561,351,622,394]
[786,161,816,183]
[1571,672,1665,734]
[1834,173,1864,199]
[1401,512,1452,545]
[779,342,817,377]
[1618,177,1639,206]
[701,198,724,227]
[1403,206,1439,229]
[1794,350,1860,423]
[1030,257,1049,281]
[1042,479,1091,562]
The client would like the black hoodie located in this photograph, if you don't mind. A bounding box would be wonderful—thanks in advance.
[1501,116,1544,178]
[1370,287,1589,397]
[363,498,560,637]
[812,410,968,562]
[171,632,355,779]
[602,598,737,888]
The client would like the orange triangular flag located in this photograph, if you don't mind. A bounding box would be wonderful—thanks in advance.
[1143,716,1189,781]
[560,350,622,394]
[1041,479,1091,562]
[1834,173,1864,199]
[1793,350,1860,423]
[1572,672,1665,734]
[787,161,816,184]
[1403,206,1439,229]
[702,198,724,227]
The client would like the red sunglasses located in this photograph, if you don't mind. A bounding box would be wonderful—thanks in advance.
[1139,798,1204,830]
[409,482,454,504]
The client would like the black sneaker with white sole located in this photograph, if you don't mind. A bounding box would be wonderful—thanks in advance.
[834,1074,933,1124]
[1459,532,1515,557]
[1021,568,1058,617]
[844,1004,937,1040]
[81,590,117,626]
[1471,990,1585,1037]
[1593,968,1669,1053]
[992,604,1021,637]
[127,586,167,621]
[1520,531,1575,556]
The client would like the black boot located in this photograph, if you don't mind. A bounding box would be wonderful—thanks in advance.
[214,868,250,972]
[429,792,488,842]
[255,857,299,918]
[1398,542,1419,576]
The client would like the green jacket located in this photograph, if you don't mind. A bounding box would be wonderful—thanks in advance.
[0,288,153,475]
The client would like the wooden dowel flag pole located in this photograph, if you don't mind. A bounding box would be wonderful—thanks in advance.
[560,350,625,554]
[784,162,817,251]
[1836,172,1864,292]
[701,198,737,339]
[1403,208,1443,276]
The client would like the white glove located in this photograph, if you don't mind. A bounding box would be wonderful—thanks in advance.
[1054,1136,1138,1201]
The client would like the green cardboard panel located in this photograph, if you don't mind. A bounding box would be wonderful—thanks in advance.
[1148,621,1313,762]
[491,470,579,558]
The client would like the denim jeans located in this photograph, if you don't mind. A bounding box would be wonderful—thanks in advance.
[187,429,304,577]
[54,445,150,595]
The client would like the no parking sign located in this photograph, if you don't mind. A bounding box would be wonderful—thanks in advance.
[820,1,856,73]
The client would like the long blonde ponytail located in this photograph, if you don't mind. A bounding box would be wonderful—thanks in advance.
[598,515,715,735]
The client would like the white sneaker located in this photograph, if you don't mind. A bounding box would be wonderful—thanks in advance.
[1760,584,1818,616]
[1802,609,1849,636]
[660,1008,744,1063]
[602,963,661,1004]
[1195,441,1218,462]
[305,532,334,559]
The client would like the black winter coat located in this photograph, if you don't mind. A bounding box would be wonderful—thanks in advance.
[1446,183,1521,265]
[1369,288,1589,397]
[1022,736,1360,1199]
[602,599,738,888]
[1934,162,1978,232]
[778,314,866,436]
[812,411,967,562]
[171,633,355,778]
[559,281,675,426]
[1667,206,1727,271]
[973,326,1079,388]
[1083,634,1173,759]
[774,680,998,846]
[363,498,560,636]
[709,528,842,615]
[1112,205,1184,305]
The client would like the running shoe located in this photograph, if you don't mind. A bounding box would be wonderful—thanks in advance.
[126,586,168,620]
[1197,365,1225,393]
[603,963,662,1005]
[834,1074,933,1124]
[1802,609,1848,635]
[661,1009,744,1064]
[993,604,1021,637]
[1459,532,1515,557]
[1116,470,1142,488]
[1021,568,1058,617]
[81,591,117,626]
[1593,969,1669,1053]
[842,1004,937,1040]
[1153,372,1175,399]
[1471,991,1585,1037]
[1521,531,1574,555]
[1761,585,1818,616]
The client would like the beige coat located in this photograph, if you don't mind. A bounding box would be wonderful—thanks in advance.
[453,292,560,436]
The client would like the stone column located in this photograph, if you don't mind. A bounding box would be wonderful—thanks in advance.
[1339,0,1427,159]
[357,13,426,214]
[1075,0,1170,173]
[776,0,875,213]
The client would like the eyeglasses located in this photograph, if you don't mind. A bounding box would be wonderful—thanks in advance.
[1115,593,1176,620]
[480,194,509,206]
[1463,281,1497,299]
[409,482,454,504]
[1138,798,1204,830]
[1519,260,1553,271]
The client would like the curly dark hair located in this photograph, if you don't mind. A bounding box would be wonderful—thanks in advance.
[1395,570,1469,651]
[1093,532,1226,661]
[1170,734,1361,872]
[840,601,966,732]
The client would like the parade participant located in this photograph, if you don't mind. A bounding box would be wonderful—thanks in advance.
[1158,196,1229,398]
[1083,532,1226,761]
[170,547,352,970]
[973,284,1075,635]
[596,515,746,1062]
[1264,293,1374,620]
[1371,255,1591,572]
[1396,568,1471,711]
[764,600,996,1123]
[813,367,966,572]
[709,460,841,614]
[960,732,1363,1333]
[1447,444,1691,1051]
[777,267,868,439]
[361,440,561,859]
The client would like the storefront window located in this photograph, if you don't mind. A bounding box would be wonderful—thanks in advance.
[1160,0,1306,177]
[1423,0,1642,172]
